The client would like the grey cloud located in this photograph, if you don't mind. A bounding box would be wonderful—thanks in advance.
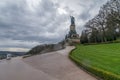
[0,0,109,51]
[78,0,108,21]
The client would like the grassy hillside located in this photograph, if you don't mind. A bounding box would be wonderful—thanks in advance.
[70,43,120,80]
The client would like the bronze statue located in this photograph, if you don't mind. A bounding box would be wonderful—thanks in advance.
[70,16,75,25]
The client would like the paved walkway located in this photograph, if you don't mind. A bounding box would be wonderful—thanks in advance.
[0,46,97,80]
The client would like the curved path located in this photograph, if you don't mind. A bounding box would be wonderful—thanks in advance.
[0,46,97,80]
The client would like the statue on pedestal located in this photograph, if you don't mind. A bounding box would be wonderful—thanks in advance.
[65,16,80,44]
[65,16,80,45]
[65,16,79,39]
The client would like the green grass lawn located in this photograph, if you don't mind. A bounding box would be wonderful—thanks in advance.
[70,43,120,79]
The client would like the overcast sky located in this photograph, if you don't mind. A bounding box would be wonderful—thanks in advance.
[0,0,108,52]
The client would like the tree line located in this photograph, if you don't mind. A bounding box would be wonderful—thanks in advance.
[80,0,120,44]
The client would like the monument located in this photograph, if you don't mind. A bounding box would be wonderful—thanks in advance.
[65,16,80,44]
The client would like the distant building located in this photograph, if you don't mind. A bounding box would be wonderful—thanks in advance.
[6,54,12,60]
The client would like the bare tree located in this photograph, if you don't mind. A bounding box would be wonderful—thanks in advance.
[80,0,120,44]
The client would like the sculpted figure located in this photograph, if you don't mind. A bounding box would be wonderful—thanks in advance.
[70,16,75,25]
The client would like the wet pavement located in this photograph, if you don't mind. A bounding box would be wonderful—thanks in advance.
[0,46,97,80]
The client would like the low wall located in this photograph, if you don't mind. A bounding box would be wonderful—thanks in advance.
[26,43,65,55]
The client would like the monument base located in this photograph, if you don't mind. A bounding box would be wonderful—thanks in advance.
[65,38,80,46]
